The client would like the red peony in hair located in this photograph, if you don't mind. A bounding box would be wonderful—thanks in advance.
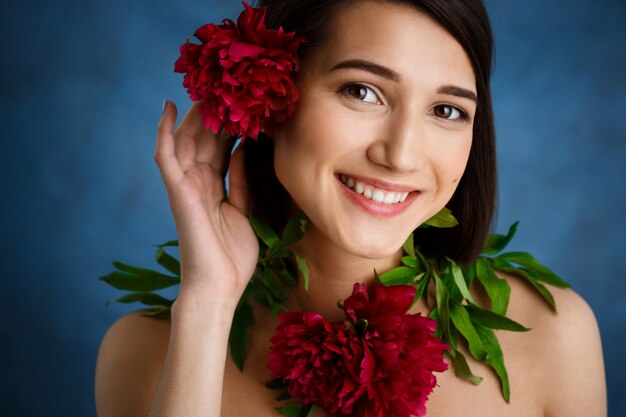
[267,283,449,417]
[174,1,306,141]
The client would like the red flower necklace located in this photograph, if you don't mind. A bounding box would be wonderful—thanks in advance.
[267,283,449,417]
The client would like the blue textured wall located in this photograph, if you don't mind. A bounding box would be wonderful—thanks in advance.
[1,0,624,415]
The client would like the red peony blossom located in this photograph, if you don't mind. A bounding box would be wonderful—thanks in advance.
[267,312,366,415]
[344,283,450,417]
[267,283,449,417]
[174,1,306,141]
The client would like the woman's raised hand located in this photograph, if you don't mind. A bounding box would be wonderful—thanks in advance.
[154,100,259,311]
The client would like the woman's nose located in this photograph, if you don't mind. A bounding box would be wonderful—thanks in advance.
[366,108,426,173]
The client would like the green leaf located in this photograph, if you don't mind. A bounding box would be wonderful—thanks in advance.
[490,257,513,269]
[270,300,289,317]
[249,210,280,249]
[497,252,571,288]
[482,221,519,255]
[402,233,415,257]
[155,246,181,276]
[411,273,429,305]
[440,269,462,303]
[247,279,271,308]
[281,211,307,246]
[434,274,451,342]
[495,266,557,311]
[475,324,510,402]
[141,305,171,317]
[401,255,417,269]
[475,258,511,315]
[279,268,298,289]
[422,207,458,228]
[229,300,254,371]
[274,391,292,402]
[106,292,174,307]
[266,378,288,390]
[462,263,477,286]
[447,257,475,304]
[306,405,321,416]
[465,305,530,332]
[262,268,288,302]
[275,403,313,417]
[267,246,291,259]
[110,261,172,278]
[155,240,179,248]
[99,271,180,291]
[295,255,310,293]
[449,301,487,361]
[379,266,417,285]
[448,347,483,385]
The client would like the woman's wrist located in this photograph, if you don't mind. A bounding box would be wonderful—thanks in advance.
[172,286,240,323]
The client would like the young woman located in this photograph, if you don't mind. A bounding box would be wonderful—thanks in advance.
[95,1,606,416]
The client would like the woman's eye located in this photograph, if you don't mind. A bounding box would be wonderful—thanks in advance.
[432,104,468,122]
[340,83,382,105]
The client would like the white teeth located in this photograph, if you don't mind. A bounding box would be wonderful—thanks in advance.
[340,175,412,205]
[372,190,385,203]
[383,192,396,204]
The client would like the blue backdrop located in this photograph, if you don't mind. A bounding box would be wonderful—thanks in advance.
[1,0,624,415]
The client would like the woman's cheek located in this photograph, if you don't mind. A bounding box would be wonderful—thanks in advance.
[430,130,472,194]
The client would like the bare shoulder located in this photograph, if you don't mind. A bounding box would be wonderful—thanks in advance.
[499,271,600,335]
[495,271,607,417]
[95,310,171,417]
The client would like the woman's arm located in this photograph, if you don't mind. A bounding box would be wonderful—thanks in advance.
[96,100,258,416]
[148,297,237,417]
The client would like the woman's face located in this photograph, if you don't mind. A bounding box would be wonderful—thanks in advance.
[273,1,477,258]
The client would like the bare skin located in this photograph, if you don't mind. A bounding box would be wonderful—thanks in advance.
[95,271,605,417]
[95,2,606,416]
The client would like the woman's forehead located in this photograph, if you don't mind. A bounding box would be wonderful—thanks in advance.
[307,1,476,91]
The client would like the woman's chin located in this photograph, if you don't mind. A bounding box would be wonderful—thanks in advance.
[338,235,406,260]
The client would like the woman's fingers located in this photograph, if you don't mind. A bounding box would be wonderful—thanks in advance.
[228,144,251,216]
[173,101,204,173]
[194,123,237,177]
[157,99,246,213]
[174,101,235,177]
[155,100,184,189]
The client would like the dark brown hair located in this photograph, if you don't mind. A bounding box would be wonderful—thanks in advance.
[244,0,497,264]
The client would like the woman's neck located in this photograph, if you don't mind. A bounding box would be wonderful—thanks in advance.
[284,224,405,322]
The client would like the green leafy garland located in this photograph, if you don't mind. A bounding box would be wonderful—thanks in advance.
[100,208,570,407]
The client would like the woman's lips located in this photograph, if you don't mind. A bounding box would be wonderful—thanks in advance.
[336,175,419,217]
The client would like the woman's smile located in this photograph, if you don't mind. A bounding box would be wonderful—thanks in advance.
[335,173,420,217]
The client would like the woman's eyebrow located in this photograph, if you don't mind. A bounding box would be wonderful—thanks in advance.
[329,59,477,103]
[437,85,477,103]
[329,59,401,82]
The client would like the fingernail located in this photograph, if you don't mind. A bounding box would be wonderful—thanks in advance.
[161,98,169,115]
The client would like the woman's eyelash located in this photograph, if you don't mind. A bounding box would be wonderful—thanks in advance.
[337,83,382,104]
[431,104,470,123]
